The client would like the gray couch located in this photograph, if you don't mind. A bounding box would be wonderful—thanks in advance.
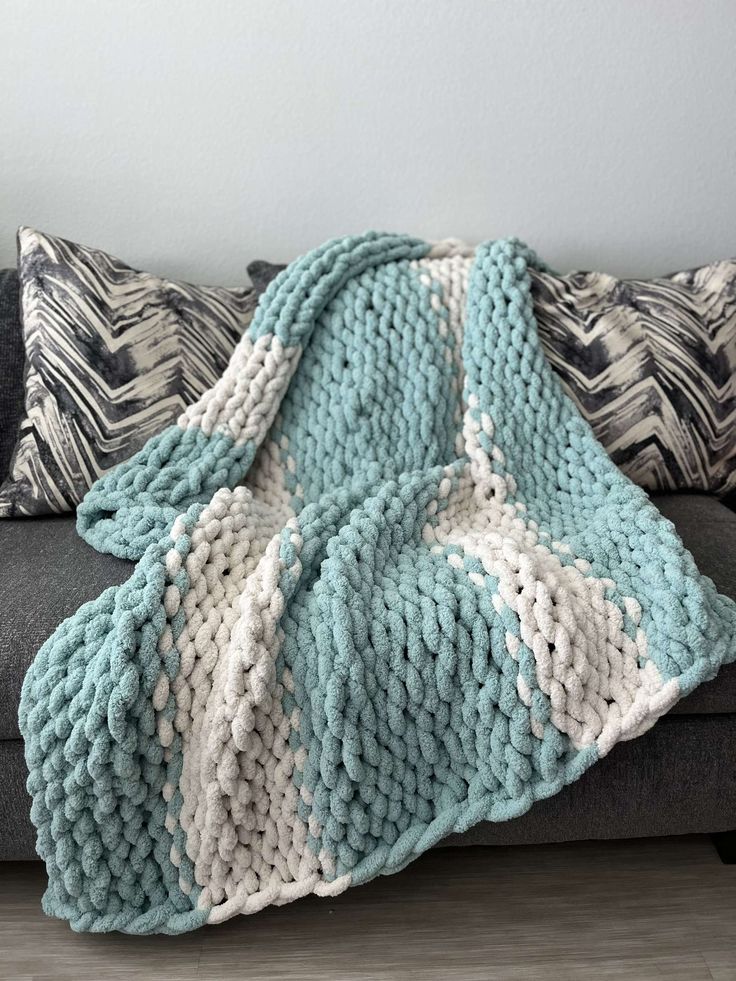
[1,494,735,861]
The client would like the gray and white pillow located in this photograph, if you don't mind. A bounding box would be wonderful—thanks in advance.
[0,228,258,516]
[531,261,736,495]
[249,257,736,495]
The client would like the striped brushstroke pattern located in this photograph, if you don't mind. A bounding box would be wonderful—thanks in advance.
[531,261,736,495]
[0,228,257,516]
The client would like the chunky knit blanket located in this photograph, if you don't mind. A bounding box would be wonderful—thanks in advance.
[20,234,736,934]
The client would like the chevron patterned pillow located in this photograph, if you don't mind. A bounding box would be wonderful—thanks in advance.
[248,258,736,495]
[531,263,736,495]
[0,228,258,516]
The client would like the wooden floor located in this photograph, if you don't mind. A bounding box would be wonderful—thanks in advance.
[0,836,734,980]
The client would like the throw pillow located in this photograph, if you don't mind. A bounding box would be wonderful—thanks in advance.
[531,261,736,495]
[0,269,24,483]
[0,228,258,516]
[249,256,736,494]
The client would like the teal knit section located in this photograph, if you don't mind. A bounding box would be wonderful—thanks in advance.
[20,232,736,934]
[270,260,462,507]
[19,511,210,933]
[247,233,429,345]
[279,466,592,884]
[77,427,245,560]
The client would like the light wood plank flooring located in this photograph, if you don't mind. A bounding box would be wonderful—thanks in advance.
[0,836,734,980]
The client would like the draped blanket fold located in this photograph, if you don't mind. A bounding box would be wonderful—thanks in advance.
[19,234,736,934]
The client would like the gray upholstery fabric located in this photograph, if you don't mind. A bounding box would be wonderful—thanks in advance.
[0,270,24,482]
[3,714,735,860]
[653,494,736,714]
[0,741,36,860]
[247,259,286,294]
[0,516,133,739]
[1,495,735,740]
[654,493,736,596]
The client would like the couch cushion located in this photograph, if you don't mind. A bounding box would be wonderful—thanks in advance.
[653,494,736,713]
[0,516,133,738]
[0,495,735,739]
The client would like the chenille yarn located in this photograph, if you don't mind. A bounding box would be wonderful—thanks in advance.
[20,232,736,934]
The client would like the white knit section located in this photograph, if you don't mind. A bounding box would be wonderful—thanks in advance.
[424,462,680,756]
[155,478,349,924]
[178,332,302,447]
[243,434,296,524]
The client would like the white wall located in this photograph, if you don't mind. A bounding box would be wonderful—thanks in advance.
[2,0,735,284]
